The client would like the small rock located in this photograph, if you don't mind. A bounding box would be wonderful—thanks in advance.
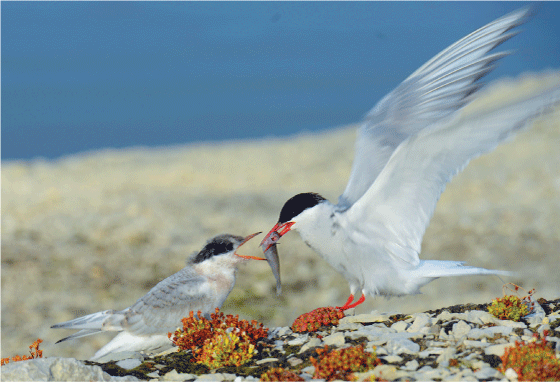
[485,343,511,356]
[474,367,501,379]
[116,358,142,370]
[467,325,513,339]
[196,374,224,381]
[526,302,546,328]
[339,312,389,324]
[403,359,419,371]
[288,333,309,346]
[322,332,345,346]
[299,337,322,353]
[436,346,456,366]
[300,366,315,375]
[255,358,278,365]
[381,355,403,363]
[463,339,490,348]
[505,367,519,381]
[161,370,196,381]
[270,326,292,337]
[336,321,364,331]
[386,337,420,354]
[452,320,471,339]
[287,357,303,367]
[391,320,409,332]
[407,313,432,332]
[498,320,527,329]
[0,357,139,382]
[373,364,409,380]
[418,347,445,358]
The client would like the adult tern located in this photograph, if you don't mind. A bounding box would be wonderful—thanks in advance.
[260,8,560,310]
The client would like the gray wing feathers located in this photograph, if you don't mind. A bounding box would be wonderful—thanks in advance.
[52,267,212,339]
[351,82,560,264]
[123,272,211,335]
[339,8,529,208]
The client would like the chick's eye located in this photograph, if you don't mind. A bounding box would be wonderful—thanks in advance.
[225,243,234,252]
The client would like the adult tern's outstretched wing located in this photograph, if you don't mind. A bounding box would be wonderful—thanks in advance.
[347,82,560,267]
[338,8,530,208]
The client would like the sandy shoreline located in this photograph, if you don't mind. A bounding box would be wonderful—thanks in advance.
[2,71,559,360]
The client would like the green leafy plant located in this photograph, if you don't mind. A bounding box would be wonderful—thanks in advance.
[499,330,560,381]
[488,283,534,321]
[310,345,381,381]
[292,307,345,333]
[196,328,254,368]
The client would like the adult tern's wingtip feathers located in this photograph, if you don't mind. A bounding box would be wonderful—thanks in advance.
[340,8,532,208]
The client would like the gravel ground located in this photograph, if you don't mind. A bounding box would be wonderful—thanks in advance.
[2,71,559,361]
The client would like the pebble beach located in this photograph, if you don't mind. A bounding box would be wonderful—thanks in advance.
[2,70,560,368]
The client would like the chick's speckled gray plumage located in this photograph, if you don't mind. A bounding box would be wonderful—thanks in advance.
[52,233,256,361]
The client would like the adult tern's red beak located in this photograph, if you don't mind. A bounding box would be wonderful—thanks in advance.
[260,222,295,251]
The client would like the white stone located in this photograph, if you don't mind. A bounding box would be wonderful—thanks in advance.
[373,365,409,380]
[161,370,195,381]
[498,320,527,329]
[407,313,432,332]
[463,339,490,348]
[336,321,364,331]
[391,320,409,332]
[0,357,140,382]
[505,367,519,380]
[255,357,279,365]
[299,337,322,353]
[403,359,419,371]
[116,358,142,370]
[452,320,471,339]
[467,325,513,339]
[416,366,450,380]
[436,346,456,366]
[474,367,501,379]
[287,357,303,367]
[322,332,345,346]
[288,333,309,345]
[339,313,389,324]
[526,301,546,328]
[300,366,315,374]
[418,347,445,358]
[270,326,292,337]
[437,310,498,325]
[485,343,511,356]
[386,337,420,354]
[381,355,403,363]
[196,374,224,381]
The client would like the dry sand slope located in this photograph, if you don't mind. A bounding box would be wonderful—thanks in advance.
[2,71,560,361]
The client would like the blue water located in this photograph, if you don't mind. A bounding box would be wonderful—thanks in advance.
[2,2,559,161]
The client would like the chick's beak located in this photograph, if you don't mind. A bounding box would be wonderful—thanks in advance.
[234,232,266,260]
[260,222,295,252]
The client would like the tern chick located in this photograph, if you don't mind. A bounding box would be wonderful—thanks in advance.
[52,232,262,361]
[261,8,560,310]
